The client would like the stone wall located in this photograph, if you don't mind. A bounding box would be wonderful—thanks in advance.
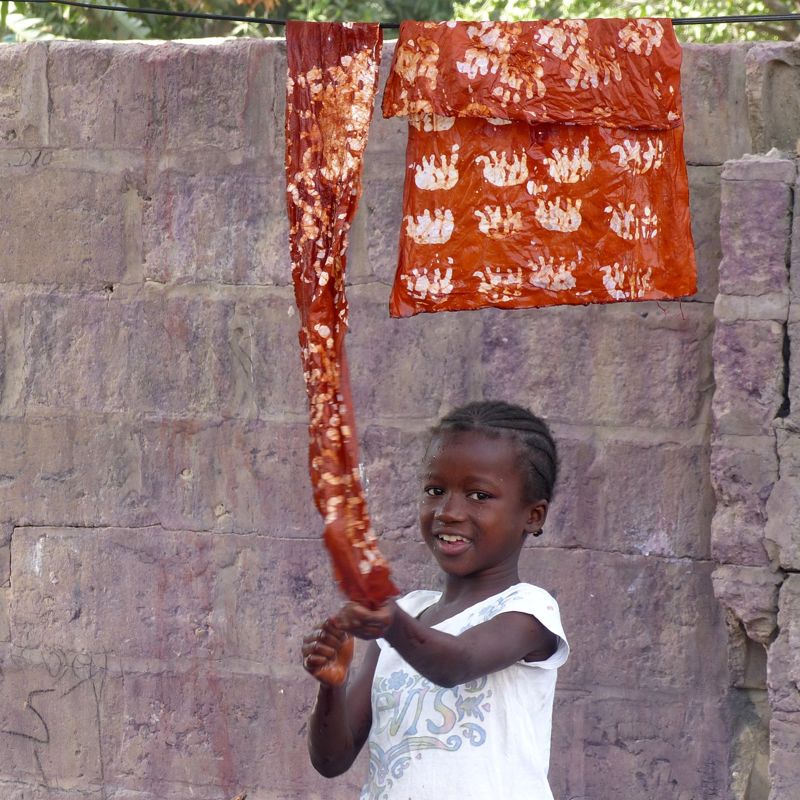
[0,36,797,800]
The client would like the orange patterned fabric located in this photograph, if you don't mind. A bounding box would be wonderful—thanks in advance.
[383,20,696,316]
[285,21,397,606]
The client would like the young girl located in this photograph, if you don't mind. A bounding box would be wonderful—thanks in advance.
[301,400,569,799]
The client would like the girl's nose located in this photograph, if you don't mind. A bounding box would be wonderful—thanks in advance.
[434,493,465,522]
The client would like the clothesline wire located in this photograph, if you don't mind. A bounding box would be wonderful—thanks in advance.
[10,0,800,28]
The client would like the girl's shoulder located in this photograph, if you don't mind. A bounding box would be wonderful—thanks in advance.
[396,589,441,618]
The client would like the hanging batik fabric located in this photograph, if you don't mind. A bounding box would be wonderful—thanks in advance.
[382,19,696,317]
[285,21,397,606]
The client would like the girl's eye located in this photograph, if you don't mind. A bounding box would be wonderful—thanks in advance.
[468,491,491,501]
[424,486,444,497]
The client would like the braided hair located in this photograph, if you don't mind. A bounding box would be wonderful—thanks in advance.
[430,400,559,504]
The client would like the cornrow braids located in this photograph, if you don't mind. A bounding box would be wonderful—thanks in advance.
[431,400,559,503]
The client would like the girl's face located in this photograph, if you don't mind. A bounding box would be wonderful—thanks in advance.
[419,430,547,580]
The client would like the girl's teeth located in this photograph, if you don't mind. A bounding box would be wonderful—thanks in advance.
[440,534,466,543]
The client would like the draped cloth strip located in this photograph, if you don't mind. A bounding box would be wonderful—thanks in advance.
[285,20,397,605]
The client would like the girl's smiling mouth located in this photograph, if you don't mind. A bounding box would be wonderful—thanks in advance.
[435,532,472,555]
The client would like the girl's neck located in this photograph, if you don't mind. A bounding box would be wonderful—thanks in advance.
[438,567,521,608]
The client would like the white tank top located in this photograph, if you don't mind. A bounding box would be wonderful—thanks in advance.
[360,583,569,800]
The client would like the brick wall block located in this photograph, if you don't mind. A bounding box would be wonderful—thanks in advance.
[712,321,785,435]
[746,43,800,153]
[0,42,48,148]
[481,302,714,429]
[142,169,290,286]
[0,166,140,286]
[768,575,800,715]
[16,291,307,417]
[718,174,792,298]
[680,44,753,165]
[711,504,771,567]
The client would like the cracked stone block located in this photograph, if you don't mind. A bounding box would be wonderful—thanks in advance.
[0,42,48,149]
[711,565,782,644]
[746,42,800,153]
[681,44,754,165]
[481,302,714,429]
[712,321,786,435]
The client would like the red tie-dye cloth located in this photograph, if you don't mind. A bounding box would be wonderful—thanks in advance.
[382,19,696,317]
[285,21,397,606]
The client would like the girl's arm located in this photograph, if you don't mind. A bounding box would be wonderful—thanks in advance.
[303,620,379,777]
[339,603,557,689]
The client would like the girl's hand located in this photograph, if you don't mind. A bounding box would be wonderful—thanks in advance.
[302,618,354,687]
[336,601,396,640]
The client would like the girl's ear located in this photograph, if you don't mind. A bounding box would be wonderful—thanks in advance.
[524,500,548,535]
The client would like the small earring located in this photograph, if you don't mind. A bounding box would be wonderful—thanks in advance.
[531,529,543,537]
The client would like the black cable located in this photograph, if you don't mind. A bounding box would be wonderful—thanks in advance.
[10,0,800,28]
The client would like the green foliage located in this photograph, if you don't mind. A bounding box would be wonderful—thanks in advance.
[1,0,798,42]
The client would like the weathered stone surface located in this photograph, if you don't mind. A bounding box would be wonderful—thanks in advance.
[10,527,338,663]
[715,293,790,323]
[0,522,11,586]
[746,43,800,153]
[0,166,141,286]
[768,575,800,715]
[481,302,714,429]
[0,42,48,149]
[721,156,797,185]
[47,41,158,150]
[142,170,290,286]
[729,688,771,800]
[793,175,800,301]
[48,39,279,161]
[718,175,792,298]
[0,414,326,539]
[790,322,800,419]
[764,477,800,570]
[525,547,728,693]
[769,712,800,800]
[688,165,723,302]
[0,589,9,641]
[775,422,800,476]
[545,434,713,559]
[348,285,476,420]
[710,435,777,567]
[557,689,730,800]
[359,173,405,286]
[142,419,317,536]
[712,503,771,568]
[14,291,307,417]
[681,44,754,165]
[712,321,785,435]
[712,565,782,644]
